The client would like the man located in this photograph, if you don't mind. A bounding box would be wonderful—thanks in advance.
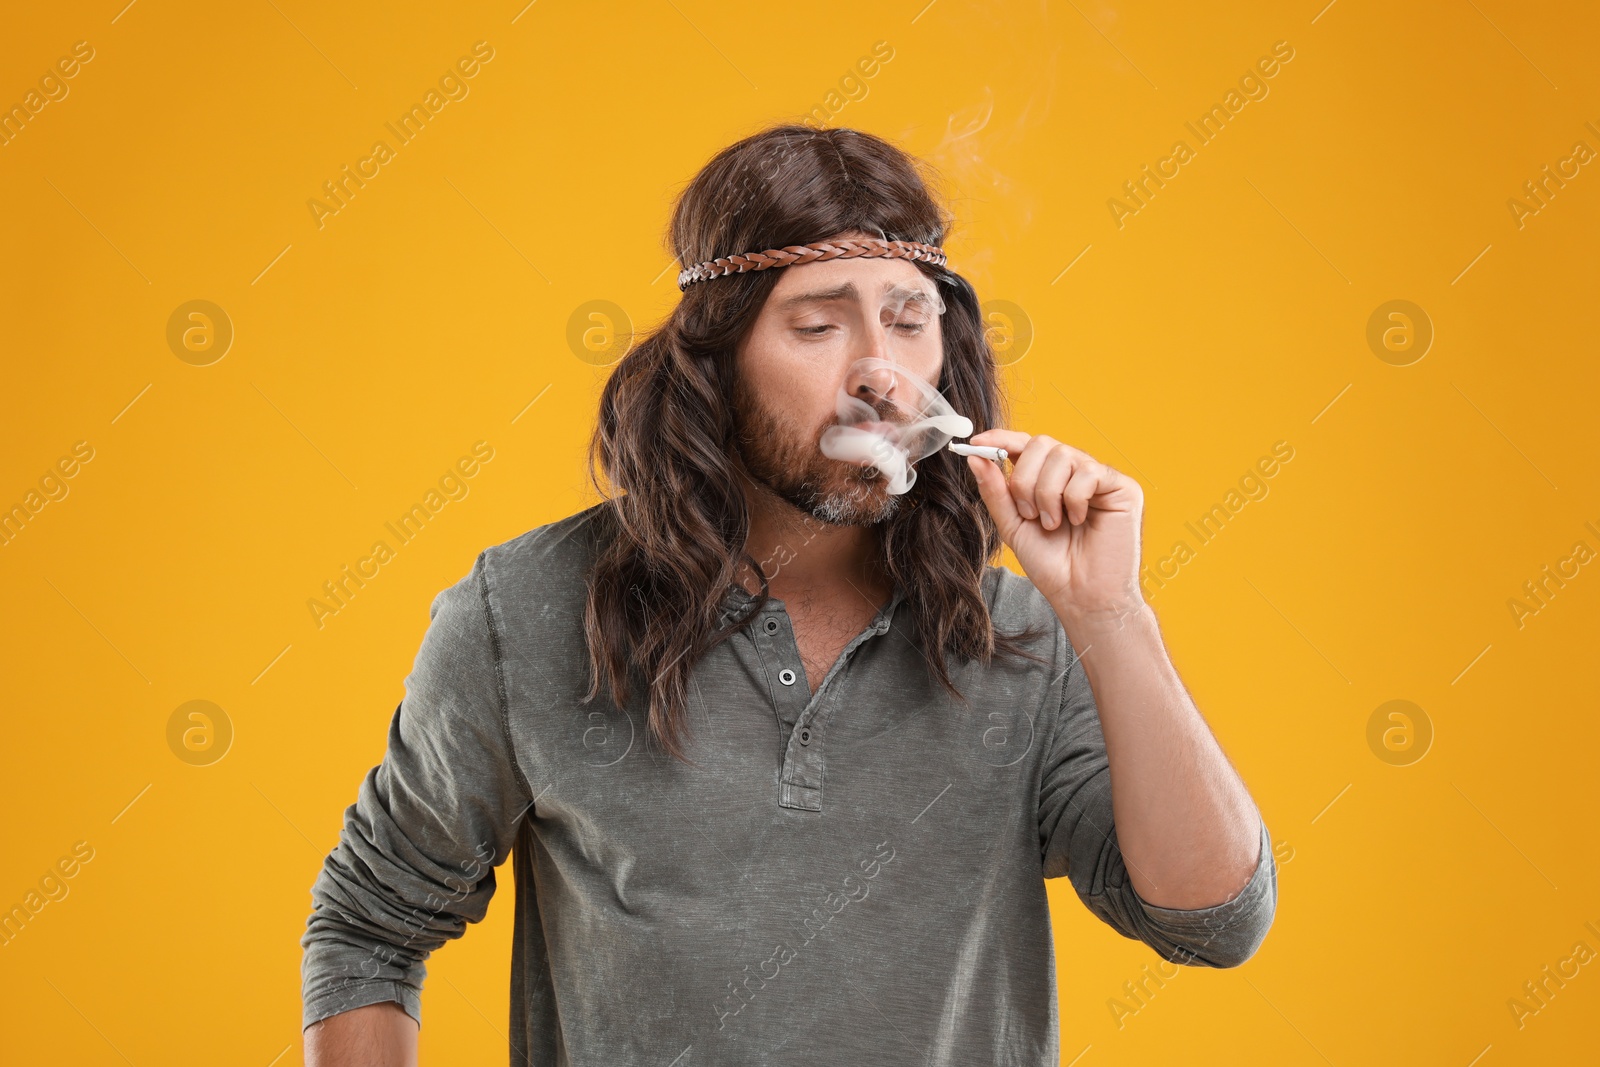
[301,124,1276,1065]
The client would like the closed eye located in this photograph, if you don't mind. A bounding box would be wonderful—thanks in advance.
[795,323,928,337]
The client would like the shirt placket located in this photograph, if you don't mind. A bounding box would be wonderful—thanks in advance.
[756,603,894,812]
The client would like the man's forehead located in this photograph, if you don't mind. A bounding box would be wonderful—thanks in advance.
[773,276,938,312]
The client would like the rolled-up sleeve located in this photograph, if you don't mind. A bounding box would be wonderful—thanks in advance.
[300,550,536,1030]
[1038,632,1276,968]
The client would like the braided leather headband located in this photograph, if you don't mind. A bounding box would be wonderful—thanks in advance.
[677,238,948,291]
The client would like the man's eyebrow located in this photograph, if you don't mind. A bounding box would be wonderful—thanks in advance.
[776,282,859,311]
[776,281,935,311]
[886,284,936,306]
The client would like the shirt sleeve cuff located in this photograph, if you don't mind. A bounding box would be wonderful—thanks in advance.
[303,980,422,1033]
[1130,817,1277,968]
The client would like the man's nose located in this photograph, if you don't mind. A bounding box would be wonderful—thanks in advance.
[843,356,900,411]
[854,316,895,364]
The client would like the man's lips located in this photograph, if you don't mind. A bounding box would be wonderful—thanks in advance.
[821,420,906,444]
[827,421,909,471]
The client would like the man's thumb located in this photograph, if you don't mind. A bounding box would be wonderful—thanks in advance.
[968,455,1020,534]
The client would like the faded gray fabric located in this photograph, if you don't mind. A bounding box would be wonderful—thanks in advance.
[301,502,1276,1063]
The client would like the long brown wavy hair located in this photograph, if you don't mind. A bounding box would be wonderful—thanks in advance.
[583,123,1051,763]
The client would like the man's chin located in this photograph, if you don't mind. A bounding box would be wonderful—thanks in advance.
[800,480,900,527]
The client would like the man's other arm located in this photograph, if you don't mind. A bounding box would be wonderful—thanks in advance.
[305,1001,416,1066]
[1038,605,1276,968]
[1051,597,1263,911]
[300,550,535,1058]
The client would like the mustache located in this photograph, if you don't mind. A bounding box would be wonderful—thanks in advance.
[820,399,906,434]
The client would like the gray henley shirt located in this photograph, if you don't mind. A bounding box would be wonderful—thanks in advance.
[300,502,1277,1064]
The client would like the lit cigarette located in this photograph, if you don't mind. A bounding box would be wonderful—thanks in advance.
[948,442,1008,462]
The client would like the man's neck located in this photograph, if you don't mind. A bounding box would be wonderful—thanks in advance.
[740,486,893,612]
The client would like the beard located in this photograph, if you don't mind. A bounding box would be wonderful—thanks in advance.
[731,371,904,527]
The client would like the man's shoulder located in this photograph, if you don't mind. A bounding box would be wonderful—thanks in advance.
[475,500,611,607]
[483,500,609,562]
[976,561,1072,669]
[980,561,1059,629]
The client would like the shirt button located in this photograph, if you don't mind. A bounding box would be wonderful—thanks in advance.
[778,668,796,686]
[764,618,779,634]
[799,727,812,745]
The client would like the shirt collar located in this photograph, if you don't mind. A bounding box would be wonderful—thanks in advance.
[717,577,907,631]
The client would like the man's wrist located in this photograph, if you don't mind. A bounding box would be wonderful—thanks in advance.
[1049,581,1154,640]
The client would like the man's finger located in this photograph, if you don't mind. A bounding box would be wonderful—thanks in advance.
[1033,448,1078,530]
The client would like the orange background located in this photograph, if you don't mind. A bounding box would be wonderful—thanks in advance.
[2,1,1596,1063]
